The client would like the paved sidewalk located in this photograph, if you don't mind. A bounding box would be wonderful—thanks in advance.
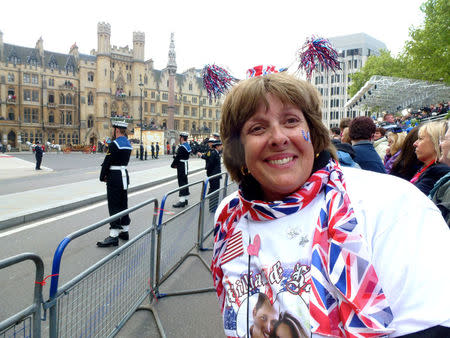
[0,154,206,229]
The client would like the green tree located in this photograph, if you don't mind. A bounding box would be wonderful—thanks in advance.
[348,50,405,97]
[402,0,450,83]
[348,0,449,95]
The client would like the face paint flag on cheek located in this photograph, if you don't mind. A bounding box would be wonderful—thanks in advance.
[301,130,311,142]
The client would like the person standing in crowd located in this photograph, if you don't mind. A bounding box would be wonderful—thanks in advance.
[212,72,449,337]
[330,126,341,141]
[97,119,132,247]
[429,121,450,226]
[34,140,43,170]
[151,142,155,159]
[384,129,406,174]
[373,127,389,160]
[411,121,450,196]
[349,116,386,173]
[172,143,176,156]
[390,127,422,181]
[155,142,160,159]
[166,141,170,155]
[206,140,223,213]
[171,132,191,208]
[198,138,214,169]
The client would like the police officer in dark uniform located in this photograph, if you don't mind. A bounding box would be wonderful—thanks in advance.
[97,119,132,247]
[35,140,43,170]
[155,142,160,159]
[171,132,191,208]
[151,142,155,159]
[198,137,214,169]
[206,140,223,213]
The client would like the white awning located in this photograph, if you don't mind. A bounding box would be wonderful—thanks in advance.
[345,75,450,112]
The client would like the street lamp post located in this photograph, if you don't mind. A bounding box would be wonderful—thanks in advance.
[139,80,144,160]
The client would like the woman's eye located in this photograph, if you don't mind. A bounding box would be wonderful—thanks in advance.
[286,117,300,125]
[249,126,264,134]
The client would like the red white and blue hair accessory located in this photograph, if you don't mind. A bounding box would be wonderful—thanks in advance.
[202,64,237,99]
[298,36,341,79]
[246,65,287,78]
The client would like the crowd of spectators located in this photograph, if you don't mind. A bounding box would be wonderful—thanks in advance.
[331,110,450,225]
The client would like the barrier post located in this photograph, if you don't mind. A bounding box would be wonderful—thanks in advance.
[0,253,44,337]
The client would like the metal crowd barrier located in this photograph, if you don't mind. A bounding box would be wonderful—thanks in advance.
[1,172,239,337]
[155,179,213,298]
[0,253,44,338]
[46,197,160,338]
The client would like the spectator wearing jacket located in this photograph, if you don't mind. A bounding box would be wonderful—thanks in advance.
[373,127,389,160]
[384,131,406,174]
[412,121,450,196]
[349,117,386,173]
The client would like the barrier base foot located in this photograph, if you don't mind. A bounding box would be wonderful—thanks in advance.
[136,304,166,338]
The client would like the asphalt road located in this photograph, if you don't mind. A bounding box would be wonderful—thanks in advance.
[2,152,176,195]
[0,152,228,337]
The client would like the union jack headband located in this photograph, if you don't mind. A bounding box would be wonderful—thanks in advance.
[246,65,288,78]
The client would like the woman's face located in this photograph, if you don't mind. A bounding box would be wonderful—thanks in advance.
[413,129,436,164]
[439,127,450,165]
[274,322,294,338]
[241,94,315,201]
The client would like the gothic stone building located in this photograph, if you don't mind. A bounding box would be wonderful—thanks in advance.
[0,23,222,149]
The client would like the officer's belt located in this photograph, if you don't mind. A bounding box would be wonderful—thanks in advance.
[180,160,189,176]
[110,166,128,190]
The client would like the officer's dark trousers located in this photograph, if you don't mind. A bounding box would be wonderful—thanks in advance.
[35,155,42,169]
[107,180,131,229]
[208,177,220,212]
[177,169,190,197]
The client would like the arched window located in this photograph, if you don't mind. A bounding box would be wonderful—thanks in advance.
[66,112,72,125]
[103,102,108,116]
[66,94,72,105]
[122,102,129,113]
[8,108,15,121]
[72,132,79,144]
[60,111,65,124]
[189,82,192,91]
[144,75,148,84]
[87,115,94,128]
[48,111,55,123]
[59,94,65,105]
[87,72,94,82]
[59,132,66,145]
[88,92,94,105]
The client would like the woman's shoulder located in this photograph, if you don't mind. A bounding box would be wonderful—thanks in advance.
[424,163,450,177]
[342,167,430,206]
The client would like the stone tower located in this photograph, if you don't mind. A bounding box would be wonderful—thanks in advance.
[97,22,111,55]
[167,33,177,130]
[133,31,145,61]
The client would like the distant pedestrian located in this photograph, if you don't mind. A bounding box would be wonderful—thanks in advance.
[166,141,170,155]
[155,142,160,159]
[206,140,223,213]
[35,140,43,170]
[151,142,155,159]
[172,143,176,156]
[171,132,191,208]
[97,119,132,248]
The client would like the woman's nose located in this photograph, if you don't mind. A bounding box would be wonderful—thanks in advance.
[269,125,288,147]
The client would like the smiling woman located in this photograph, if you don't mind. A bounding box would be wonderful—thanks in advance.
[211,73,450,338]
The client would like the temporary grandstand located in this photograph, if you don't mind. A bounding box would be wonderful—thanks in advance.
[345,75,450,113]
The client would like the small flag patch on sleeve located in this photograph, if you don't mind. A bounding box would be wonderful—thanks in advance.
[221,230,244,265]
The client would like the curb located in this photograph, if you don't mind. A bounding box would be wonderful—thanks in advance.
[0,167,205,231]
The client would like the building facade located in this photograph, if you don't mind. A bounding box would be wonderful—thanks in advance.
[0,23,221,149]
[311,33,387,128]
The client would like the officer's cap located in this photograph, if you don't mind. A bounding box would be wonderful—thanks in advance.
[213,132,220,137]
[180,131,189,137]
[111,119,128,128]
[212,140,222,147]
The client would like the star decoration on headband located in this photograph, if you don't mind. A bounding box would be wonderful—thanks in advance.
[298,36,341,79]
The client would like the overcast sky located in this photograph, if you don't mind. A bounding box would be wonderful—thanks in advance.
[0,0,425,79]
